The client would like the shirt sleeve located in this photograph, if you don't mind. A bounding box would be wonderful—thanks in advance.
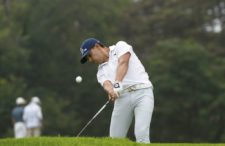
[115,41,132,58]
[97,68,107,86]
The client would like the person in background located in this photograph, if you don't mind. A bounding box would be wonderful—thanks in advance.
[23,96,43,137]
[11,97,27,138]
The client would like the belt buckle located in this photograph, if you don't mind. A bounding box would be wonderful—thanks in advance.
[127,88,132,92]
[127,86,135,92]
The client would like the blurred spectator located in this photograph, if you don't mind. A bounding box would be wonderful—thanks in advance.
[23,96,43,137]
[11,97,27,138]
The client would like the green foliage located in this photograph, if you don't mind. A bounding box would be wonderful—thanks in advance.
[0,0,131,139]
[120,0,225,141]
[147,39,225,142]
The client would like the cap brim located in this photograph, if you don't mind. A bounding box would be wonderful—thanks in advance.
[80,56,88,64]
[80,50,90,64]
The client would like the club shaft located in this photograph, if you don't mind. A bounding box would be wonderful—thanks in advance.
[76,100,110,137]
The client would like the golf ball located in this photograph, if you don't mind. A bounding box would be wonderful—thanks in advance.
[75,76,82,83]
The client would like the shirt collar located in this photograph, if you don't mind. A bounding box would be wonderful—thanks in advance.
[98,45,115,68]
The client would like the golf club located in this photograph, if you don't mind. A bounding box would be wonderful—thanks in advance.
[76,100,110,137]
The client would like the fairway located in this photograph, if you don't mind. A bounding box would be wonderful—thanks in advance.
[0,137,224,146]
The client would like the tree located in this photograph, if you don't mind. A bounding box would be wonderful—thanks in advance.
[118,1,225,141]
[0,0,132,137]
[147,39,225,142]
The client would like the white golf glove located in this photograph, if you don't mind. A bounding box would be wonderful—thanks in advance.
[113,81,123,97]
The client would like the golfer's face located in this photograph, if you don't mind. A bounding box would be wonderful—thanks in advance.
[87,45,103,64]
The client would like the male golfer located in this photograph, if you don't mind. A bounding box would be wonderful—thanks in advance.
[80,38,154,143]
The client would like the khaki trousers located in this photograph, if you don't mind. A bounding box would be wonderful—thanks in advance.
[27,127,41,137]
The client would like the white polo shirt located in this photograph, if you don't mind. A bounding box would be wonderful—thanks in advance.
[23,102,43,128]
[97,41,152,88]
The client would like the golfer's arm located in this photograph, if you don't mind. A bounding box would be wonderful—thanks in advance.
[115,52,131,82]
[103,80,114,93]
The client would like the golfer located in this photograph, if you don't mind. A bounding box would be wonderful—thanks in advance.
[80,38,154,143]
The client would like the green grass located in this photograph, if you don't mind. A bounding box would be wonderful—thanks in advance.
[0,137,224,146]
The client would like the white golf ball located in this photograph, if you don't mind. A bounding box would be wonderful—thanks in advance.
[75,76,82,83]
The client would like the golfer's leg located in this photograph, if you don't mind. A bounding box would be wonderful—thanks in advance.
[110,95,133,138]
[134,88,154,143]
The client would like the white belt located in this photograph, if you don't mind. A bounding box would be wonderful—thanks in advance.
[119,83,151,95]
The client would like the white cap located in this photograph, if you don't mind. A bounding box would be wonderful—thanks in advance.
[31,96,41,104]
[16,97,26,105]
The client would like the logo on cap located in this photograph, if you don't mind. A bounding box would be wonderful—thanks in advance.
[80,48,87,55]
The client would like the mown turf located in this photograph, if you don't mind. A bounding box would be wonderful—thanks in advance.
[0,137,224,146]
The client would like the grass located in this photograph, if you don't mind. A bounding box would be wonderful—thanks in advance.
[0,137,224,146]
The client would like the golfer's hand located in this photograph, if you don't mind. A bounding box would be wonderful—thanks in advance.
[103,80,121,101]
[108,88,119,101]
